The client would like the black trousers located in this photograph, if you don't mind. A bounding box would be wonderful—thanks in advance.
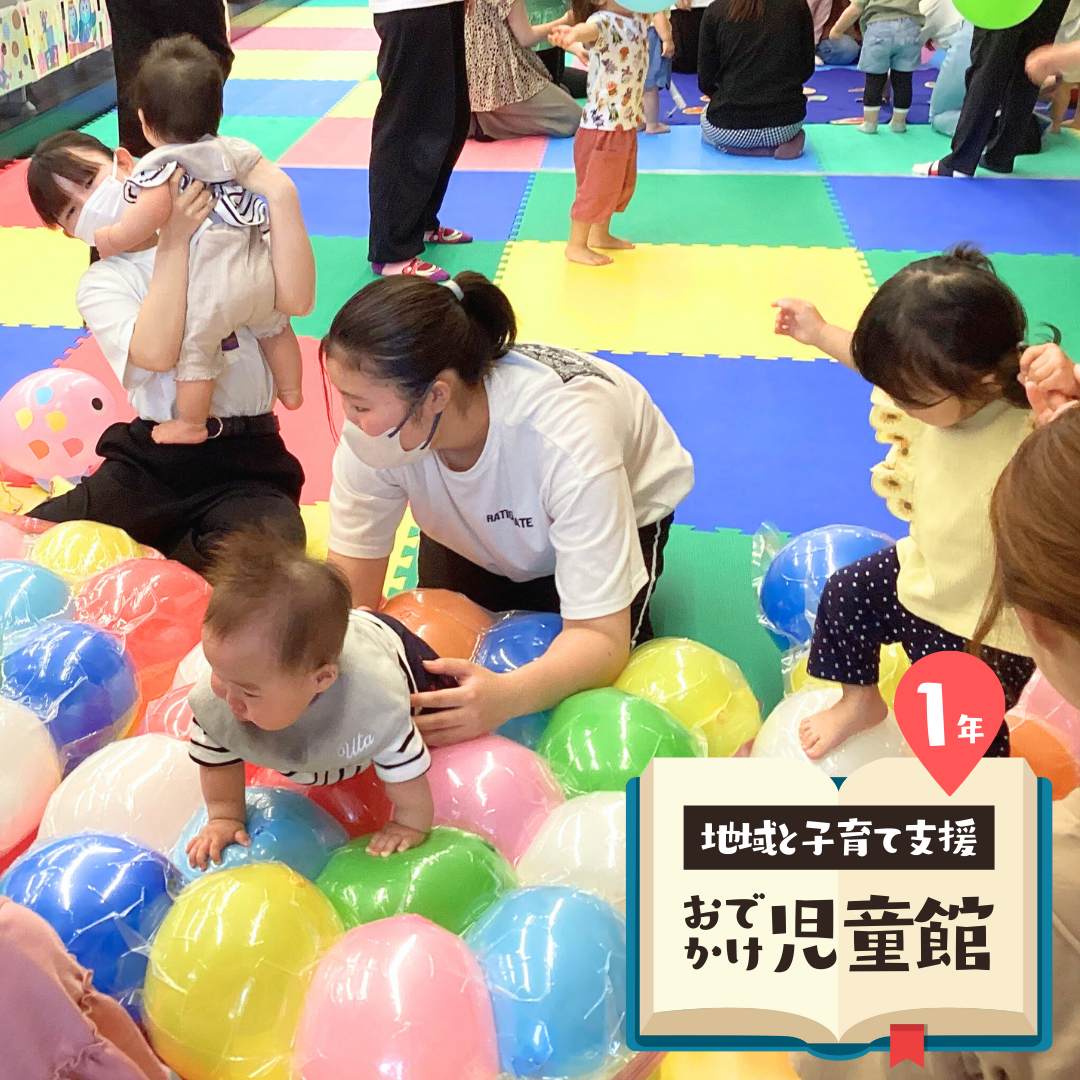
[416,514,674,648]
[672,8,705,75]
[104,0,233,158]
[28,418,305,574]
[942,0,1070,175]
[369,3,471,264]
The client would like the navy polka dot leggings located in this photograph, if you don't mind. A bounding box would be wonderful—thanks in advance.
[808,547,1034,759]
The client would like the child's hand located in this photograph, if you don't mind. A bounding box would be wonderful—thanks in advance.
[185,817,250,871]
[366,822,428,857]
[675,0,691,9]
[1020,342,1080,423]
[567,41,589,63]
[548,24,575,48]
[661,36,675,58]
[772,298,826,347]
[1027,44,1062,87]
[828,26,844,42]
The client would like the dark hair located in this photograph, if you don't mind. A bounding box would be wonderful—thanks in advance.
[725,0,765,20]
[130,34,225,145]
[27,130,112,228]
[569,0,597,22]
[852,245,1037,411]
[204,529,352,672]
[320,272,517,406]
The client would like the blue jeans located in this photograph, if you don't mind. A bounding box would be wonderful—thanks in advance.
[817,35,860,65]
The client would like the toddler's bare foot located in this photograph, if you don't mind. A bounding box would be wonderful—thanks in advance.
[799,687,888,760]
[151,418,209,445]
[278,388,303,410]
[565,242,613,266]
[645,122,671,134]
[589,227,634,250]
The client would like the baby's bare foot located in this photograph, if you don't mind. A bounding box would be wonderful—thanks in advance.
[151,419,208,445]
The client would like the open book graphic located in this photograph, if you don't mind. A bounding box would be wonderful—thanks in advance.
[630,757,1050,1054]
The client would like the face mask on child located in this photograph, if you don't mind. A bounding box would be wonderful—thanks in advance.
[74,158,126,246]
[346,383,443,471]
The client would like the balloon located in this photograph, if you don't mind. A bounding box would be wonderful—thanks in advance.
[0,522,31,561]
[172,786,348,883]
[538,688,705,798]
[759,525,894,646]
[0,560,71,652]
[1016,670,1080,759]
[517,792,626,914]
[30,520,143,586]
[295,915,500,1080]
[1,620,140,769]
[1007,708,1080,800]
[75,558,211,704]
[789,643,911,709]
[381,588,494,659]
[0,369,118,484]
[0,696,61,857]
[171,642,210,690]
[316,826,516,935]
[751,687,913,776]
[144,863,342,1080]
[615,638,761,757]
[617,0,674,10]
[467,886,626,1080]
[428,735,565,864]
[136,684,195,739]
[954,0,1040,29]
[0,832,180,1014]
[39,734,204,855]
[248,765,393,838]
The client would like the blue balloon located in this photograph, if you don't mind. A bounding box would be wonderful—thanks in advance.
[1,621,139,770]
[0,832,180,1015]
[476,612,563,749]
[466,886,626,1079]
[759,525,894,646]
[0,560,71,653]
[172,786,349,883]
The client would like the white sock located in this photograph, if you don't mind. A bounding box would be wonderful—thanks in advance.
[859,107,880,134]
[890,108,909,132]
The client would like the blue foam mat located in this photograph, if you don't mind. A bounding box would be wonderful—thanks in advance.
[0,326,90,387]
[223,79,357,118]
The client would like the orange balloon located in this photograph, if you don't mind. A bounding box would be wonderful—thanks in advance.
[1007,709,1080,800]
[380,589,493,660]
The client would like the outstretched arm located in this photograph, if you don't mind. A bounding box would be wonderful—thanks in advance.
[829,2,861,41]
[773,297,855,368]
[550,19,600,48]
[507,0,568,48]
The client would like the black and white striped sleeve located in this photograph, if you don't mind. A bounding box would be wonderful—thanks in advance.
[188,719,244,769]
[373,720,430,783]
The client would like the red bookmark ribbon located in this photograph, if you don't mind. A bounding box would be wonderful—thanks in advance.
[890,1024,926,1067]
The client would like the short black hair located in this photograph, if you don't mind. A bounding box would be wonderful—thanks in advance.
[130,34,225,145]
[27,130,112,228]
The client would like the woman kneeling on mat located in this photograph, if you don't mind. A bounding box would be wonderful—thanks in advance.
[324,272,694,747]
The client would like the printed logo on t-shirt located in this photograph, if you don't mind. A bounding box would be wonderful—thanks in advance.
[221,332,239,352]
[339,732,376,759]
[516,342,615,385]
[487,508,534,528]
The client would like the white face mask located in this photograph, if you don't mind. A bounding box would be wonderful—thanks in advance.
[344,386,442,471]
[74,158,126,246]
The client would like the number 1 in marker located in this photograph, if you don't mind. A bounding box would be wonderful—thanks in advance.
[918,682,945,746]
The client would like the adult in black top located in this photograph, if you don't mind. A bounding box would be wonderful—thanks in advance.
[698,0,816,158]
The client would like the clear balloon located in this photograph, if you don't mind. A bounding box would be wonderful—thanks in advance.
[0,560,72,653]
[0,522,32,561]
[751,687,913,776]
[143,863,343,1080]
[248,765,393,838]
[381,588,494,659]
[789,643,910,710]
[1007,708,1080,800]
[517,791,626,913]
[295,914,500,1080]
[172,786,348,883]
[615,638,761,757]
[39,734,204,855]
[30,520,143,586]
[1016,670,1080,760]
[0,696,61,857]
[316,825,517,935]
[1,620,140,770]
[135,684,195,739]
[0,832,181,1015]
[171,642,209,691]
[428,734,565,864]
[467,886,626,1080]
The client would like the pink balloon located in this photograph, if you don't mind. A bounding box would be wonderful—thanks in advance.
[0,370,118,483]
[427,734,564,865]
[1017,670,1080,759]
[0,522,30,560]
[135,684,195,740]
[295,914,499,1080]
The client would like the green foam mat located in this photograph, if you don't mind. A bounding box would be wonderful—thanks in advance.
[80,110,119,147]
[220,116,320,162]
[806,124,952,176]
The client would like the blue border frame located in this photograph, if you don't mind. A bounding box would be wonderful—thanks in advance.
[627,774,1053,1056]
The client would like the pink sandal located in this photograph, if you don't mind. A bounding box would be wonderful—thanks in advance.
[423,226,473,245]
[371,257,450,282]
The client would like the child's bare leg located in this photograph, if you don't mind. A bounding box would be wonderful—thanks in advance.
[565,219,613,266]
[643,87,670,134]
[1065,84,1080,128]
[799,684,889,760]
[260,323,303,410]
[152,380,214,445]
[589,217,634,250]
[1051,81,1071,132]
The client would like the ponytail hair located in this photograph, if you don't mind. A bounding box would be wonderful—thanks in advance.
[320,272,517,406]
[725,0,765,20]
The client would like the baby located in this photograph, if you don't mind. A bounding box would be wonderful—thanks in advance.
[84,35,303,445]
[185,530,452,870]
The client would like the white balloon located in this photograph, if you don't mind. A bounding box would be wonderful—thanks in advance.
[39,734,203,854]
[517,792,626,914]
[0,696,61,856]
[751,687,914,777]
[171,643,209,691]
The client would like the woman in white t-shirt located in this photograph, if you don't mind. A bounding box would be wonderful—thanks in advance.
[325,272,694,745]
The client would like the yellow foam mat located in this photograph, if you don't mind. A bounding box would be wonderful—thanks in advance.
[229,49,378,82]
[328,79,382,119]
[658,1052,800,1080]
[267,6,375,27]
[497,242,875,359]
[0,227,87,328]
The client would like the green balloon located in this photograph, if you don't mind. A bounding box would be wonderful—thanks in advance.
[314,826,517,935]
[954,0,1039,29]
[538,687,705,797]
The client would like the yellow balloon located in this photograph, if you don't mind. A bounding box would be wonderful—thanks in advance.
[659,1050,801,1079]
[616,638,761,757]
[30,520,142,585]
[144,863,343,1080]
[789,644,910,708]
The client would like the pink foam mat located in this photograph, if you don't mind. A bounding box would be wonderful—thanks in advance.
[233,26,380,51]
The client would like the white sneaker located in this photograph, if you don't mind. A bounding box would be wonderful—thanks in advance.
[912,159,972,177]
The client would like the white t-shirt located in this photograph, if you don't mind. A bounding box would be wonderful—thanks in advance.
[75,247,276,423]
[329,345,695,622]
[369,0,460,15]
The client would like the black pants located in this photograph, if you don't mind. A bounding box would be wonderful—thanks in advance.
[104,0,233,158]
[864,71,912,110]
[537,47,586,99]
[28,418,305,574]
[808,547,1034,758]
[369,3,471,264]
[941,0,1070,175]
[672,8,705,75]
[416,514,674,648]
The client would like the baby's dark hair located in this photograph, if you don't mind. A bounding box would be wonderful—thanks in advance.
[130,34,226,145]
[27,129,113,228]
[852,245,1038,411]
[204,529,352,673]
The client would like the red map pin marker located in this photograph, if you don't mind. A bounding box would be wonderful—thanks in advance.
[893,652,1007,796]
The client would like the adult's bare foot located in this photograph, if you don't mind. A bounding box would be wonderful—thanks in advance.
[799,686,888,760]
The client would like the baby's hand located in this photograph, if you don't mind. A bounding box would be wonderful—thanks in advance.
[185,817,250,871]
[1020,342,1080,423]
[366,822,428,857]
[772,297,826,347]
